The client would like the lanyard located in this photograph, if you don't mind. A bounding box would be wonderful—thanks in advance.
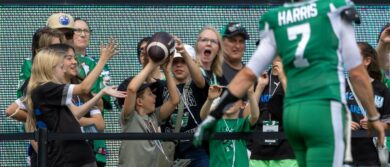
[200,68,218,86]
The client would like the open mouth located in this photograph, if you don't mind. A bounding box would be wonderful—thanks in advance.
[203,49,211,57]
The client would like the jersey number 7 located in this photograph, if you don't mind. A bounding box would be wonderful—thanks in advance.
[287,23,311,68]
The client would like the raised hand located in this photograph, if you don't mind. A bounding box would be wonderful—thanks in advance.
[272,58,286,82]
[208,85,223,101]
[100,37,119,61]
[258,72,269,89]
[162,55,173,72]
[174,36,185,54]
[379,27,390,44]
[102,86,127,98]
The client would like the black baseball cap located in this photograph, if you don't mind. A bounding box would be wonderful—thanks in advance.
[221,22,249,40]
[116,76,159,108]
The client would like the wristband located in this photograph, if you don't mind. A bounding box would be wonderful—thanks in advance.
[367,114,381,122]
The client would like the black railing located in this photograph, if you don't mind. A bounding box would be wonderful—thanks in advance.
[0,128,388,167]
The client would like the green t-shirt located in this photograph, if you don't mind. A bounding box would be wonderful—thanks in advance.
[210,116,252,167]
[258,0,355,105]
[76,54,111,104]
[17,58,32,98]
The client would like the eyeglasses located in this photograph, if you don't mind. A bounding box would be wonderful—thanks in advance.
[198,37,219,45]
[74,29,91,35]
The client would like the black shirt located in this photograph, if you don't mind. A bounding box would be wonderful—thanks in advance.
[346,79,390,166]
[32,82,95,166]
[249,73,295,160]
[161,79,209,154]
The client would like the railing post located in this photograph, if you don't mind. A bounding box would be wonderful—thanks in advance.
[37,128,47,167]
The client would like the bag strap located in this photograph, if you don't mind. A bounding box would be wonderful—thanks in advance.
[174,81,190,133]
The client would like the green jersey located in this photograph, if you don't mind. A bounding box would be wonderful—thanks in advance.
[250,0,361,106]
[210,117,252,167]
[17,58,32,98]
[76,54,111,104]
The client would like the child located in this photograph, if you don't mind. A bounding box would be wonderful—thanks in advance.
[25,41,122,167]
[200,85,259,167]
[119,56,180,167]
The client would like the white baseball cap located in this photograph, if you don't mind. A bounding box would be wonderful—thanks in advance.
[173,44,196,60]
[46,13,75,29]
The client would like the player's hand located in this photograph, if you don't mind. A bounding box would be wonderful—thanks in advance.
[367,120,385,148]
[193,116,216,147]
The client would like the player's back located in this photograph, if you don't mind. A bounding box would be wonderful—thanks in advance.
[259,0,354,105]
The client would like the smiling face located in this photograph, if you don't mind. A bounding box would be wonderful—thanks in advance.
[196,29,220,69]
[172,57,190,82]
[139,41,149,66]
[63,48,78,79]
[73,20,91,53]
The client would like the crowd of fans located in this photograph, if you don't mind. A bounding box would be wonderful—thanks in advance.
[4,1,390,166]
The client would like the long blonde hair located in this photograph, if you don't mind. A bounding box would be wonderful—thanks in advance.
[195,26,224,77]
[25,46,67,132]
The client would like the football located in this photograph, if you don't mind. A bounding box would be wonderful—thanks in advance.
[147,32,175,63]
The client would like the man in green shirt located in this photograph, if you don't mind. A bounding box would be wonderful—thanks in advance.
[194,1,386,167]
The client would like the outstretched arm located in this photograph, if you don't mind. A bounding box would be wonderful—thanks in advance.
[69,86,126,119]
[73,38,118,95]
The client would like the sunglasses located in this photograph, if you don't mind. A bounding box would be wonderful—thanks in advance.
[58,28,74,40]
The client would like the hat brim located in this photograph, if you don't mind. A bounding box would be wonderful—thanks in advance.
[223,31,249,40]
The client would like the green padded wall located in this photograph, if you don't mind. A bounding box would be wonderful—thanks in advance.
[0,5,389,166]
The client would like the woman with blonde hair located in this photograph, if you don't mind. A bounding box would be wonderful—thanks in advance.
[195,25,226,86]
[25,42,123,167]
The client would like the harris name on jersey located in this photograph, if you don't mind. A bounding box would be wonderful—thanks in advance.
[278,3,318,26]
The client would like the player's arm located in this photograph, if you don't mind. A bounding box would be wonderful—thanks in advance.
[339,11,385,146]
[193,27,277,147]
[209,28,277,119]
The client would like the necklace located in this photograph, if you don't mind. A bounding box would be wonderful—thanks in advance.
[223,119,238,167]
